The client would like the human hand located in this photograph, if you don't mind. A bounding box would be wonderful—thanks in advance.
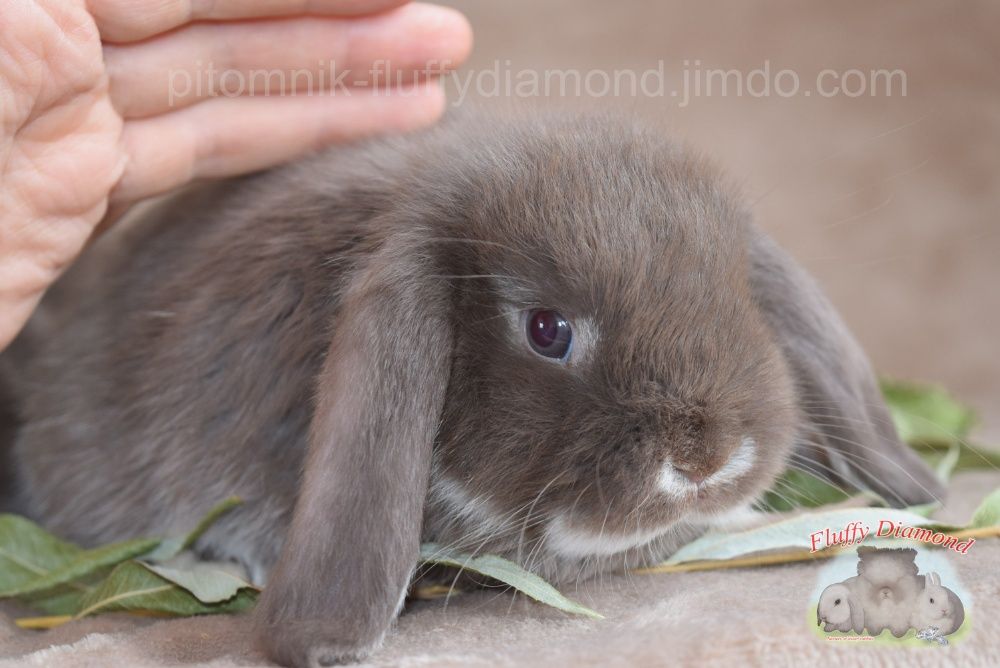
[0,0,471,350]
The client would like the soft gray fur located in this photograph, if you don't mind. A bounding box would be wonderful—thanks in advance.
[0,112,943,666]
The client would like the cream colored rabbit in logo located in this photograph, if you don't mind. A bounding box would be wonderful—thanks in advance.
[855,546,922,637]
[910,572,965,637]
[817,579,864,633]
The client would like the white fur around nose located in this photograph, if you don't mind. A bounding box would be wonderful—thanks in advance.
[657,436,756,495]
[656,462,695,499]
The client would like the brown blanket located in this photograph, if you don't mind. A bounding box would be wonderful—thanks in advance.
[2,469,997,668]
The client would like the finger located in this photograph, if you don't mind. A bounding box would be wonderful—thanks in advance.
[111,82,446,204]
[105,4,472,118]
[91,0,411,43]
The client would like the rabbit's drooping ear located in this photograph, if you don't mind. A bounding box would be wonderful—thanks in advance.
[748,231,944,507]
[254,230,454,667]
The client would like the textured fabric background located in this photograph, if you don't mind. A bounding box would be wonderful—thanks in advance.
[2,1,997,666]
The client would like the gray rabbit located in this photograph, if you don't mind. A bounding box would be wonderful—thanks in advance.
[1,112,943,667]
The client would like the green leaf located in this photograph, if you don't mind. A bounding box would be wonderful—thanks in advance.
[755,469,852,512]
[0,509,255,619]
[758,382,992,512]
[881,378,977,445]
[74,561,256,619]
[16,567,121,616]
[1,538,160,598]
[141,560,259,604]
[968,488,1000,529]
[419,544,602,619]
[19,584,90,616]
[933,442,962,481]
[0,514,83,592]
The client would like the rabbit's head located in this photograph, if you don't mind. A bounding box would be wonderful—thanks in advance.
[818,583,854,627]
[417,117,799,576]
[255,113,945,665]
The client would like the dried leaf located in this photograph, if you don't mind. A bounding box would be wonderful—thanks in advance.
[14,615,73,630]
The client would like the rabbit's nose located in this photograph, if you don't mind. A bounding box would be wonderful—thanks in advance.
[660,437,756,491]
[671,460,714,484]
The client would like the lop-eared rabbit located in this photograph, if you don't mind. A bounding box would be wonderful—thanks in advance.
[1,113,943,666]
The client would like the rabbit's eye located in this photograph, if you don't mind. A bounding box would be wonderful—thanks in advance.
[525,309,573,360]
[834,599,841,605]
[929,597,935,604]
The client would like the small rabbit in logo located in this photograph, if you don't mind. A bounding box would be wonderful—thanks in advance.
[910,572,965,638]
[817,579,864,633]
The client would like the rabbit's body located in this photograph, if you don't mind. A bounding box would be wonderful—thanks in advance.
[3,113,943,667]
[5,178,353,580]
[855,547,922,637]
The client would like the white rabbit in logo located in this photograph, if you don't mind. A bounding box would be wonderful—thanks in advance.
[910,572,965,637]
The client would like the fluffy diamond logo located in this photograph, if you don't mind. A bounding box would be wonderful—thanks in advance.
[813,547,969,644]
